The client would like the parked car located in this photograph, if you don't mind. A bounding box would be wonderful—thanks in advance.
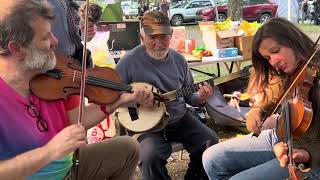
[169,0,214,26]
[198,0,278,23]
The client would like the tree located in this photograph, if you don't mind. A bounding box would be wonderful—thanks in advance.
[227,0,244,21]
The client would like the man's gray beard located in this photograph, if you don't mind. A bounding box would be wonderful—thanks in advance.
[146,48,169,60]
[21,44,56,73]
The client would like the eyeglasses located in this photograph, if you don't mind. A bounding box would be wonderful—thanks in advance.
[26,102,49,132]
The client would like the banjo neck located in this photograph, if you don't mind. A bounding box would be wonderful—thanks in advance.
[178,79,215,98]
[161,68,248,102]
[162,78,215,102]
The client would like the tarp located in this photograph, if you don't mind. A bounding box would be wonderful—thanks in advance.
[91,0,123,21]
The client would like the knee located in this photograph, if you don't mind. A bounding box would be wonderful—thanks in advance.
[119,136,139,149]
[202,145,227,171]
[117,136,140,160]
[205,138,219,149]
[140,148,163,165]
[202,147,214,171]
[202,127,219,145]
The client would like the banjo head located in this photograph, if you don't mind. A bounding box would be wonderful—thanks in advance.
[116,82,167,133]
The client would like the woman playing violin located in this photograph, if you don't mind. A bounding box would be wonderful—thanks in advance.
[0,1,155,179]
[202,17,320,180]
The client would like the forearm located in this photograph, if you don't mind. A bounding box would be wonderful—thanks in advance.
[69,100,124,129]
[0,147,51,179]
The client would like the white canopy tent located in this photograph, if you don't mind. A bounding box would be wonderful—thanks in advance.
[263,0,300,23]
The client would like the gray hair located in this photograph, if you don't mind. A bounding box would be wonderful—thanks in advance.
[0,0,55,55]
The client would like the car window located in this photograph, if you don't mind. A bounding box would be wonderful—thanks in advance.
[200,1,213,7]
[245,0,267,4]
[216,0,228,6]
[244,0,265,4]
[187,1,202,8]
[176,1,189,8]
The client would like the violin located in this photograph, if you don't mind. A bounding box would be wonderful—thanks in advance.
[30,53,131,104]
[275,64,316,140]
[30,53,162,104]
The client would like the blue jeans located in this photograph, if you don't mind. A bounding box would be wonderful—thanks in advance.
[202,129,320,180]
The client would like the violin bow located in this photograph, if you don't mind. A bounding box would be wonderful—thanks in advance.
[74,0,90,178]
[78,0,89,126]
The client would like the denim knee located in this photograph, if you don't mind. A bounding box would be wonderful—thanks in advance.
[202,146,230,180]
[139,148,167,167]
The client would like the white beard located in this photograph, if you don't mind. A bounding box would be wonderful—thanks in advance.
[146,47,169,60]
[21,44,56,73]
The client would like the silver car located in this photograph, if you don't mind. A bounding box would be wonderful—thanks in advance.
[169,0,213,26]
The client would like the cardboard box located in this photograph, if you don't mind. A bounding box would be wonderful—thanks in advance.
[235,35,254,60]
[199,21,235,53]
[170,26,186,52]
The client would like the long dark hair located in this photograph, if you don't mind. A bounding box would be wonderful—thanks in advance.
[248,18,316,95]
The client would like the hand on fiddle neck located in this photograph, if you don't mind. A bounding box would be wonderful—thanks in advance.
[273,142,311,167]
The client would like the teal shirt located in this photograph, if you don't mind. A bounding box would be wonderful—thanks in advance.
[26,154,73,180]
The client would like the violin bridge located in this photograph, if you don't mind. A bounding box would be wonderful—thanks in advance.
[73,70,77,82]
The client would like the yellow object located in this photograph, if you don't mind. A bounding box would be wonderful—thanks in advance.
[236,134,244,138]
[239,93,250,101]
[92,50,115,68]
[240,20,261,36]
[215,17,232,31]
[224,93,250,101]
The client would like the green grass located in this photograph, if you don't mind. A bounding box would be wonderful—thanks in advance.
[192,61,252,83]
[297,24,320,33]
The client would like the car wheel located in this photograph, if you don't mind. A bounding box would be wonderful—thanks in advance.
[171,15,183,26]
[259,13,271,24]
[125,16,129,19]
[217,13,227,22]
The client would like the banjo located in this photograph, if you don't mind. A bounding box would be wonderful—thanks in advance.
[116,68,250,133]
[116,79,215,133]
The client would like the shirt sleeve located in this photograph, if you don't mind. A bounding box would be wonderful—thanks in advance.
[64,95,80,111]
[182,59,199,106]
[115,55,131,84]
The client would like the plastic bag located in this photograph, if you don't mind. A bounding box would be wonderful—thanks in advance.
[86,31,116,68]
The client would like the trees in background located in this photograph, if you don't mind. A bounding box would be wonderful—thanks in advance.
[227,0,244,21]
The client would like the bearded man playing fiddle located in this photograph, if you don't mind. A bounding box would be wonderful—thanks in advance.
[0,0,156,179]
